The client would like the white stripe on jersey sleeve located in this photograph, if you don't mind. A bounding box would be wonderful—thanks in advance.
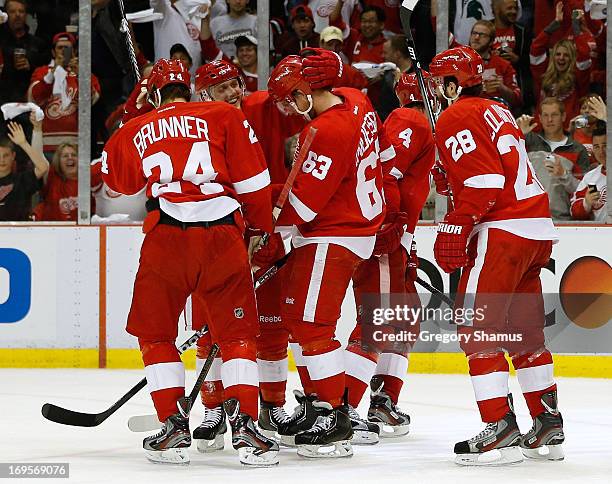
[380,145,397,162]
[529,53,547,65]
[232,168,271,194]
[464,174,505,189]
[390,166,403,180]
[288,191,318,222]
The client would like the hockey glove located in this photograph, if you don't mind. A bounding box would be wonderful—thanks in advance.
[252,232,286,268]
[122,78,153,124]
[406,238,418,282]
[373,212,409,257]
[300,48,343,89]
[431,160,450,197]
[433,213,475,273]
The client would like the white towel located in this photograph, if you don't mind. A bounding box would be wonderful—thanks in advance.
[1,102,45,122]
[125,8,164,23]
[181,0,212,19]
[52,66,72,111]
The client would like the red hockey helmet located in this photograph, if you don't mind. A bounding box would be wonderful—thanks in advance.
[195,60,242,94]
[395,71,433,106]
[429,46,484,89]
[147,58,191,95]
[267,55,312,105]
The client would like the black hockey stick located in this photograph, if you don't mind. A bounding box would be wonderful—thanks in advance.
[399,0,437,135]
[130,343,220,432]
[41,327,209,427]
[127,253,291,432]
[415,277,454,307]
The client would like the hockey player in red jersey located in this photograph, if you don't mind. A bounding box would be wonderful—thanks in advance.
[345,71,437,440]
[429,46,564,466]
[190,59,305,449]
[267,54,386,458]
[100,59,279,467]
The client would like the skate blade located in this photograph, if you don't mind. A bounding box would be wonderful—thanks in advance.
[297,441,353,459]
[455,446,523,466]
[279,434,297,447]
[378,423,410,438]
[351,430,380,445]
[195,435,225,453]
[521,444,564,461]
[238,447,279,467]
[145,447,190,465]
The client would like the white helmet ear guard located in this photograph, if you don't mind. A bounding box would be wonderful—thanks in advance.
[290,93,313,119]
[148,89,162,109]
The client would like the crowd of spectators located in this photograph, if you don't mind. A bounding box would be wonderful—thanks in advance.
[0,0,608,223]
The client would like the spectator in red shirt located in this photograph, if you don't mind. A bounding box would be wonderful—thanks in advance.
[28,32,101,158]
[234,35,258,94]
[33,142,99,221]
[468,20,522,109]
[530,5,592,130]
[277,5,320,57]
[344,6,386,64]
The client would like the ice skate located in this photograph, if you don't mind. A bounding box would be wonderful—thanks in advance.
[193,405,227,453]
[277,389,321,446]
[454,405,523,466]
[368,377,410,437]
[520,390,565,461]
[143,412,191,465]
[258,398,291,444]
[295,401,353,459]
[224,398,279,467]
[348,405,380,445]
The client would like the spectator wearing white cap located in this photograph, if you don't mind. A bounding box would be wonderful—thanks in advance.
[234,34,257,94]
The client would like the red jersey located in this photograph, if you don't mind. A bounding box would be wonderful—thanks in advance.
[383,107,435,248]
[28,65,101,152]
[492,26,516,52]
[276,88,388,258]
[435,96,557,241]
[33,166,99,221]
[344,30,386,64]
[101,101,272,232]
[241,91,305,184]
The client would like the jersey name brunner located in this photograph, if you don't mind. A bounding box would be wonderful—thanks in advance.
[133,115,210,158]
[356,111,378,160]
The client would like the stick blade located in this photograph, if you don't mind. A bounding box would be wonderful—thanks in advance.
[42,403,104,427]
[128,414,162,433]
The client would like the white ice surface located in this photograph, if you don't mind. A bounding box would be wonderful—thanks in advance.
[1,370,611,483]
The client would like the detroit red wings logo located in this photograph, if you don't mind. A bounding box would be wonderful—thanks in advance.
[46,86,78,120]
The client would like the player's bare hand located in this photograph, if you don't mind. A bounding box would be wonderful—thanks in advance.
[7,121,27,147]
[555,1,564,22]
[516,115,536,134]
[586,95,607,122]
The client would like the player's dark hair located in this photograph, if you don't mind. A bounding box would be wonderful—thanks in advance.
[462,85,483,97]
[362,5,386,23]
[388,35,410,59]
[160,84,191,103]
[592,121,606,138]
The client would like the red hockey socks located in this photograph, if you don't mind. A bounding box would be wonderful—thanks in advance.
[140,339,185,422]
[301,339,345,408]
[345,342,378,407]
[219,340,259,419]
[467,352,510,423]
[373,352,409,404]
[512,350,556,418]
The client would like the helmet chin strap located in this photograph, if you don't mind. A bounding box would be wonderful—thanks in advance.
[148,89,162,109]
[437,84,462,103]
[290,94,313,121]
